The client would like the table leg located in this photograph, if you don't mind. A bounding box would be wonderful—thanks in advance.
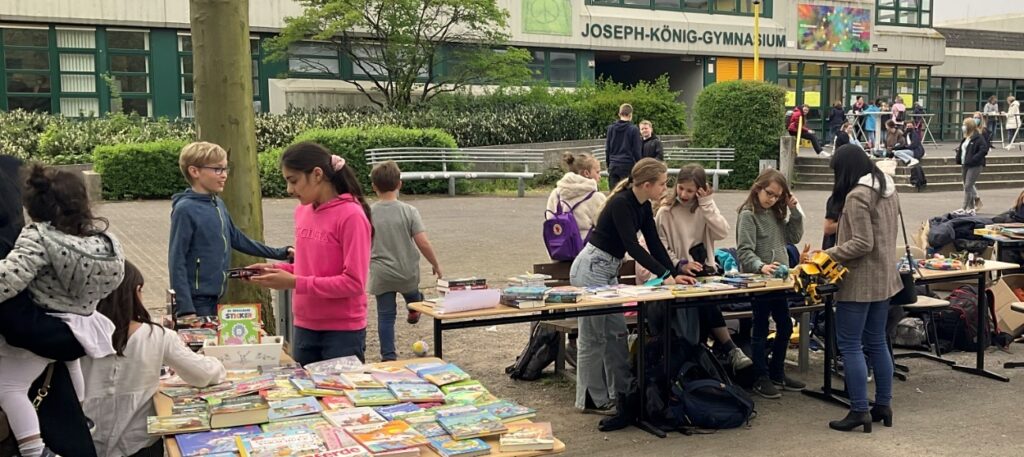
[802,296,851,407]
[950,273,1009,382]
[799,311,810,373]
[433,319,443,358]
[634,301,667,438]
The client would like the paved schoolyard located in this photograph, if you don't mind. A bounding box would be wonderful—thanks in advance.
[97,185,1024,456]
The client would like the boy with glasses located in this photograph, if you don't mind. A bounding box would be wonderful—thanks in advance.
[169,142,292,317]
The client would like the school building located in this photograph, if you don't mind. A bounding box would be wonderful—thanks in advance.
[1,1,1021,141]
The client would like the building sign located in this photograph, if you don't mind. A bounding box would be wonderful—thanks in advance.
[523,0,572,36]
[581,22,787,48]
[797,4,871,52]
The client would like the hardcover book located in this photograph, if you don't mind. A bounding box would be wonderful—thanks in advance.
[267,396,323,422]
[175,425,262,456]
[217,304,261,345]
[345,388,399,407]
[499,422,555,452]
[436,411,507,440]
[427,437,491,457]
[347,420,429,454]
[323,407,387,429]
[147,413,210,435]
[236,430,327,457]
[413,364,470,387]
[387,383,444,403]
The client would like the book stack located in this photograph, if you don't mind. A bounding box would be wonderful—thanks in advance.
[544,286,585,304]
[500,286,549,309]
[506,273,551,287]
[997,224,1024,240]
[436,277,488,295]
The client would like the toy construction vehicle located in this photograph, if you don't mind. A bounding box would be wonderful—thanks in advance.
[792,251,848,305]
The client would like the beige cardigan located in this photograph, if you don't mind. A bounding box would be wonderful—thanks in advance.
[654,196,731,270]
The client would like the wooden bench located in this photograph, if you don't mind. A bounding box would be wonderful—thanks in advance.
[592,148,735,190]
[365,148,546,197]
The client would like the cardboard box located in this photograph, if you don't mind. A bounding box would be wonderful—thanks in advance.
[991,274,1024,338]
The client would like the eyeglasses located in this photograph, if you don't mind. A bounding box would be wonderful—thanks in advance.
[761,188,781,200]
[200,166,231,175]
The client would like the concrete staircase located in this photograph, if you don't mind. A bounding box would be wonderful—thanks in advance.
[794,155,1024,192]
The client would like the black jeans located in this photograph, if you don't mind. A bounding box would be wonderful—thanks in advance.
[790,130,823,154]
[292,326,367,366]
[607,164,632,191]
[750,294,793,380]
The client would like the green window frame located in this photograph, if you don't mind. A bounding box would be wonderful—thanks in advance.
[525,48,580,86]
[587,0,771,17]
[876,0,932,27]
[107,29,152,117]
[178,34,262,118]
[2,26,54,113]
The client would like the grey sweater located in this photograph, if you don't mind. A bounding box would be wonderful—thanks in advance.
[0,222,125,315]
[735,205,804,273]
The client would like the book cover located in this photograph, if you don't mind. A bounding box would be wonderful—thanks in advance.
[323,407,387,429]
[501,286,549,300]
[317,428,372,456]
[345,388,398,407]
[443,390,497,406]
[387,383,444,403]
[427,437,491,457]
[403,414,447,438]
[172,403,210,415]
[370,369,425,386]
[499,422,555,452]
[429,404,479,418]
[321,395,355,410]
[413,364,470,387]
[479,400,536,422]
[175,425,261,456]
[374,402,421,421]
[236,429,327,457]
[161,386,199,398]
[304,355,365,376]
[259,415,329,433]
[267,396,323,422]
[436,277,486,288]
[348,420,428,453]
[312,374,355,391]
[217,304,261,345]
[259,363,308,380]
[260,380,304,401]
[147,413,210,435]
[233,375,277,396]
[209,395,270,429]
[341,373,384,389]
[436,411,507,440]
[404,362,444,373]
[291,378,347,397]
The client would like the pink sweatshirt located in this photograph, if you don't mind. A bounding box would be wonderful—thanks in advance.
[275,194,371,331]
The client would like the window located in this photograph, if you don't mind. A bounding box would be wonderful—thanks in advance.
[587,0,770,16]
[3,27,53,113]
[107,30,150,116]
[876,0,931,27]
[288,42,339,75]
[524,49,580,85]
[527,51,545,80]
[178,34,262,118]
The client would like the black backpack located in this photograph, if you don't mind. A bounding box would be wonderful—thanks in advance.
[505,323,559,381]
[665,345,755,430]
[935,286,998,352]
[909,165,927,191]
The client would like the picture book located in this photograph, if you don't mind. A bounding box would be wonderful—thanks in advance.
[439,380,495,405]
[429,404,479,418]
[375,402,422,421]
[161,386,199,398]
[341,372,384,389]
[304,355,365,376]
[323,407,387,429]
[345,388,398,407]
[147,413,210,435]
[321,395,355,410]
[175,425,262,456]
[259,415,329,433]
[172,403,210,416]
[217,304,261,345]
[436,411,507,440]
[313,374,355,391]
[347,420,429,454]
[370,369,425,386]
[267,396,323,421]
[236,429,327,457]
[318,428,372,456]
[232,375,277,396]
[413,364,470,387]
[259,363,308,380]
[260,380,303,401]
[499,422,555,452]
[311,450,371,457]
[403,414,447,438]
[404,362,444,373]
[179,328,217,351]
[209,395,270,429]
[387,383,444,403]
[479,400,536,422]
[427,437,491,457]
[291,378,347,397]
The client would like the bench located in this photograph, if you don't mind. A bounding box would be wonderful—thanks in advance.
[533,261,821,376]
[592,148,735,190]
[365,148,546,197]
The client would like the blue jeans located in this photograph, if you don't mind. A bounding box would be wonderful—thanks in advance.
[892,149,916,164]
[292,326,366,366]
[375,290,424,361]
[751,294,793,380]
[836,300,893,412]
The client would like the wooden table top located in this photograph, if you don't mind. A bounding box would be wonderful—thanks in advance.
[915,260,1020,281]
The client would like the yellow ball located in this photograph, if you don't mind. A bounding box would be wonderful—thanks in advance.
[412,340,429,357]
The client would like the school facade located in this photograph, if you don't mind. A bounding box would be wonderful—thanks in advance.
[0,0,1021,140]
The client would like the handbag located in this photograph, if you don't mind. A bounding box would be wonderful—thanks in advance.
[891,204,921,306]
[0,363,54,443]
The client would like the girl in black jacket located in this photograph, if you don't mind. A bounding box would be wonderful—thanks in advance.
[826,102,845,146]
[954,118,988,215]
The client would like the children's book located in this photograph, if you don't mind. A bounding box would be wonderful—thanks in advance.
[258,363,308,379]
[147,413,210,435]
[259,415,329,433]
[427,437,491,457]
[439,381,495,405]
[403,414,447,438]
[341,372,384,389]
[387,383,444,403]
[370,369,425,386]
[413,364,470,387]
[313,373,355,391]
[260,380,304,401]
[478,400,536,422]
[267,396,323,421]
[208,395,270,429]
[345,388,399,407]
[323,407,387,429]
[317,427,372,456]
[291,378,347,397]
[404,362,444,373]
[172,403,210,415]
[321,395,355,410]
[232,375,277,396]
[304,355,365,376]
[499,422,555,452]
[436,411,507,440]
[375,402,422,421]
[347,420,429,454]
[236,429,327,457]
[161,386,199,398]
[217,304,261,345]
[175,425,261,456]
[429,404,479,418]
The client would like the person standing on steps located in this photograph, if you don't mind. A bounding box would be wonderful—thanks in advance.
[954,117,988,216]
[605,104,643,190]
[639,120,664,161]
[983,95,1000,137]
[1005,96,1020,149]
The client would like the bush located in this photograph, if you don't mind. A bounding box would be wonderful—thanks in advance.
[93,140,188,200]
[258,148,287,198]
[566,76,688,137]
[0,110,51,160]
[34,113,195,165]
[691,81,786,189]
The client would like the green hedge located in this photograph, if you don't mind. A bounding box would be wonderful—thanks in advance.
[93,140,188,200]
[259,127,461,197]
[691,81,786,189]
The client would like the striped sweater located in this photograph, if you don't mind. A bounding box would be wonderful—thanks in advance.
[735,205,804,273]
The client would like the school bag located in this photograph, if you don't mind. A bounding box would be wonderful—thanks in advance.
[935,285,998,351]
[909,164,927,191]
[505,323,560,381]
[543,191,596,261]
[666,345,755,430]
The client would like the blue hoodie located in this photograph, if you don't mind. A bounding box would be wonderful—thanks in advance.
[168,189,290,315]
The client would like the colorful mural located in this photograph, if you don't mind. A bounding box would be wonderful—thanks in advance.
[797,4,871,53]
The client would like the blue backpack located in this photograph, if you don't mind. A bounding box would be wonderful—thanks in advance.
[668,346,755,430]
[543,191,596,262]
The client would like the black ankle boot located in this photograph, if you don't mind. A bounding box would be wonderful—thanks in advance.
[870,405,893,427]
[829,411,872,433]
[598,390,636,432]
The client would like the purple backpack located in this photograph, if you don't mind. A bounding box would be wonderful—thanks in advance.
[544,191,597,261]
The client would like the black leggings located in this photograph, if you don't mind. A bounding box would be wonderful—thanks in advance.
[790,129,823,154]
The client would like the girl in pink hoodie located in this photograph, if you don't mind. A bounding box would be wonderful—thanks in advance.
[249,142,372,365]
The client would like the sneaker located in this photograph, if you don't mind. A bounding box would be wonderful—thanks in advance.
[819,150,832,158]
[407,309,421,324]
[753,376,782,399]
[907,157,919,167]
[966,208,977,216]
[581,402,617,416]
[728,347,753,371]
[951,208,967,216]
[975,197,984,210]
[772,374,807,392]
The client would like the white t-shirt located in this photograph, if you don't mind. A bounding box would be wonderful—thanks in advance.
[960,137,971,163]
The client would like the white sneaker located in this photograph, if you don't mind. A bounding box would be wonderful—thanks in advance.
[907,158,919,167]
[951,209,967,216]
[966,209,977,216]
[729,347,753,371]
[819,150,832,158]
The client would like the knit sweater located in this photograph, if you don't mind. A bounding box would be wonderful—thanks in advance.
[655,196,730,270]
[545,172,607,237]
[735,205,804,273]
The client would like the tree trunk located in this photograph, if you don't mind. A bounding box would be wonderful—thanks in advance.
[190,0,276,334]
